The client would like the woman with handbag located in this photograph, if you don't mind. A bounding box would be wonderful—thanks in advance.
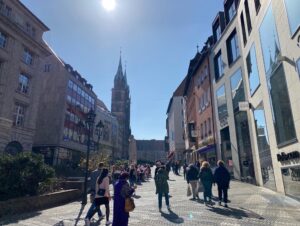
[113,172,135,226]
[85,168,112,226]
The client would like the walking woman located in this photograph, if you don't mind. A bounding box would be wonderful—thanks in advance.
[85,168,112,226]
[112,172,135,226]
[154,166,170,211]
[199,161,214,205]
[214,160,231,207]
[129,164,137,188]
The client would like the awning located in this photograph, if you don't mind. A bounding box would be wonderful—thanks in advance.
[196,144,216,154]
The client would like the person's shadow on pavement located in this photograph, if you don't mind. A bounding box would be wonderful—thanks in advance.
[160,209,184,224]
[207,206,264,220]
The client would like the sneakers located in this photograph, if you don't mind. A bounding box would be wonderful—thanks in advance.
[84,218,90,226]
[218,201,221,206]
[224,204,228,208]
[167,205,171,211]
[106,220,112,225]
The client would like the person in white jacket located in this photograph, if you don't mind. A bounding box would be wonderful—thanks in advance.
[85,168,112,226]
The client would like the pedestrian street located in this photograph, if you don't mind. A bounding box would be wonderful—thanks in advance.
[1,170,300,226]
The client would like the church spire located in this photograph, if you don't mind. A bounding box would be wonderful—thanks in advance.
[114,50,124,81]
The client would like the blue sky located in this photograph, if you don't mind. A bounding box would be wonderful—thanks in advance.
[22,0,223,140]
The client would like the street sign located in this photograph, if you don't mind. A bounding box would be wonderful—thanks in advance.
[238,102,249,111]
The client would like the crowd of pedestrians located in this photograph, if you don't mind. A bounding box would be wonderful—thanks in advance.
[84,162,152,226]
[85,159,230,225]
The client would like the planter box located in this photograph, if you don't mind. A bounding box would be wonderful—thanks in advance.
[0,189,81,218]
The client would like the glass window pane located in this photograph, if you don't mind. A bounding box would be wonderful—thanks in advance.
[297,58,300,77]
[284,0,300,34]
[259,5,281,75]
[268,64,296,145]
[216,85,228,120]
[230,69,245,110]
[246,44,260,95]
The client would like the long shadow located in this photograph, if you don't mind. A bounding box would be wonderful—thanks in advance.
[74,204,86,226]
[160,209,184,224]
[207,206,264,220]
[0,211,41,225]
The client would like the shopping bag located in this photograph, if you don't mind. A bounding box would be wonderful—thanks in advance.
[125,197,135,212]
[198,182,204,193]
[187,184,192,196]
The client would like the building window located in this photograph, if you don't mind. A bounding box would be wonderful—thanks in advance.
[267,64,296,146]
[284,0,300,35]
[254,0,261,13]
[226,29,240,65]
[244,0,252,34]
[13,103,26,127]
[213,22,222,43]
[44,64,51,72]
[17,73,29,94]
[214,50,224,81]
[240,12,247,45]
[253,104,275,191]
[230,69,245,111]
[201,124,204,139]
[0,31,7,48]
[3,5,12,17]
[297,58,300,77]
[246,44,260,95]
[204,121,207,137]
[216,85,228,121]
[225,0,237,24]
[23,49,33,65]
[259,5,281,75]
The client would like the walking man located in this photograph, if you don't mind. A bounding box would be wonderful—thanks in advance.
[186,164,199,200]
[214,160,231,207]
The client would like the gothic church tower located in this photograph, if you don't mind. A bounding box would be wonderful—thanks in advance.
[111,55,131,159]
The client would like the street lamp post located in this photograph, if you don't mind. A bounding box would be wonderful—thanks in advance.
[81,109,96,205]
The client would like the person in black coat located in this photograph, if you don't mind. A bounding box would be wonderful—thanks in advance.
[214,160,231,207]
[186,164,199,199]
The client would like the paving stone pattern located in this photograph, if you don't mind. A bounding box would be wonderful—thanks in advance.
[1,169,300,226]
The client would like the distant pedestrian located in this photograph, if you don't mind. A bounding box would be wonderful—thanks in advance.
[186,164,199,200]
[129,164,137,188]
[112,172,135,226]
[85,168,111,226]
[85,162,104,222]
[214,160,231,207]
[199,161,214,205]
[154,166,170,211]
[183,162,188,179]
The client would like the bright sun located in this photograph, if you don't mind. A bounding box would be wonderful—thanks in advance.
[102,0,116,11]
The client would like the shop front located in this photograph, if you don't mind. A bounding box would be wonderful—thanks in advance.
[278,151,300,201]
[196,144,217,168]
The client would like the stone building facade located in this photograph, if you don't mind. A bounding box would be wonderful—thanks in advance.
[136,139,166,164]
[183,39,217,166]
[166,78,186,161]
[33,52,97,165]
[0,0,51,153]
[111,56,131,160]
[95,99,120,159]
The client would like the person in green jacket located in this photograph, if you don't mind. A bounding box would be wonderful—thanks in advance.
[199,161,214,205]
[154,166,170,211]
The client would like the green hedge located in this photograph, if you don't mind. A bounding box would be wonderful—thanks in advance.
[0,152,55,201]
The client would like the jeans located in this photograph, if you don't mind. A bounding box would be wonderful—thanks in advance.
[158,193,169,209]
[85,193,102,220]
[218,186,228,203]
[202,181,212,202]
[129,178,135,187]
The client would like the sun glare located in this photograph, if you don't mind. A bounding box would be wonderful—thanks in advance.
[102,0,116,11]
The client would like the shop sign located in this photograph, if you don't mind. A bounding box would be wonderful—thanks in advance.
[277,151,300,162]
[238,102,250,111]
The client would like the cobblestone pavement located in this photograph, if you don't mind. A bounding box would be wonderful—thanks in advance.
[1,170,300,226]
